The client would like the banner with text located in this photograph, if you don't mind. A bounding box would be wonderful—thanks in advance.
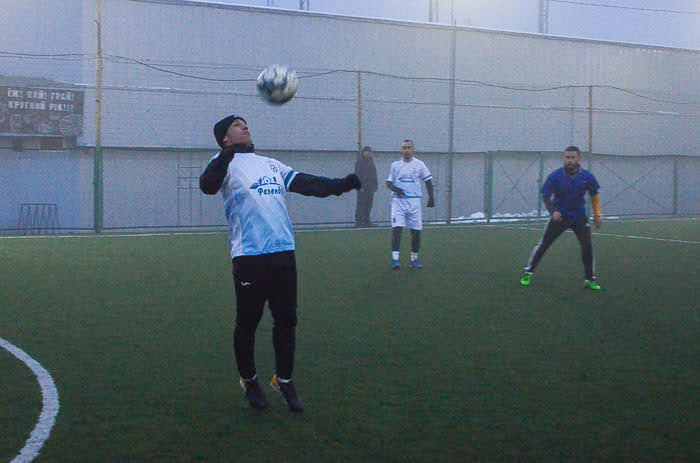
[0,86,84,137]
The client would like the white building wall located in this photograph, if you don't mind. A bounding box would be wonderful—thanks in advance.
[3,0,698,156]
[0,0,85,84]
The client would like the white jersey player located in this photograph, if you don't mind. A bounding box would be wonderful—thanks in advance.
[212,152,297,258]
[385,139,435,270]
[200,114,361,412]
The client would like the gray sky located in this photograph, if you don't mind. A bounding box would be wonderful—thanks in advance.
[201,0,699,49]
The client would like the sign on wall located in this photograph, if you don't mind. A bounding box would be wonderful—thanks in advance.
[0,86,84,137]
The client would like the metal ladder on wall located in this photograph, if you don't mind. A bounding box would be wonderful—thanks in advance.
[176,154,205,227]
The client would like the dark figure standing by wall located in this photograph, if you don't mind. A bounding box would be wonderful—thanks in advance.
[354,146,378,227]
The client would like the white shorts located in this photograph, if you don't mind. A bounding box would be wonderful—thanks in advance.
[391,197,423,230]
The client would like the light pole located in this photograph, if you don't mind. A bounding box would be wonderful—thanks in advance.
[429,0,439,22]
[446,0,456,224]
[94,0,104,233]
[538,0,549,33]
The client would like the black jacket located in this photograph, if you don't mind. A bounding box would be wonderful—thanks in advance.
[354,156,378,192]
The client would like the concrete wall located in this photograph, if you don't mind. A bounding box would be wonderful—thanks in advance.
[74,0,700,155]
[0,0,85,84]
[2,0,697,156]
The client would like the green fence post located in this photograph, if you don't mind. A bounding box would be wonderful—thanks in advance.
[446,151,453,225]
[587,153,593,219]
[484,151,493,223]
[537,152,544,219]
[673,156,679,216]
[94,0,104,233]
[94,146,103,233]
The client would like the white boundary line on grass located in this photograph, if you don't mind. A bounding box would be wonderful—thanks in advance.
[0,337,59,463]
[0,217,697,243]
[0,231,224,240]
[598,217,697,224]
[0,222,528,240]
[515,226,699,245]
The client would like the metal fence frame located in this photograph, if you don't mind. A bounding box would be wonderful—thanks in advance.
[1,148,697,235]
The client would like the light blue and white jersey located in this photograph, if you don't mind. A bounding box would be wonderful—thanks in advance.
[386,157,432,198]
[215,151,298,258]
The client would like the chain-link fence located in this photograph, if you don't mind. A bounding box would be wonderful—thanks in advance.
[1,147,697,234]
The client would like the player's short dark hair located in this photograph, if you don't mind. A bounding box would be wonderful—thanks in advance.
[401,139,414,146]
[361,145,372,153]
[564,145,581,155]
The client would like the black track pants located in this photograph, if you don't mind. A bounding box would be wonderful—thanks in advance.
[525,216,595,280]
[232,251,297,380]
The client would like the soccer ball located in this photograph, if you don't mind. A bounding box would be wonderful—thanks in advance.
[256,64,298,105]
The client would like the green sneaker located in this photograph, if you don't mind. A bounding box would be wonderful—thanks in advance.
[520,272,532,286]
[584,279,601,290]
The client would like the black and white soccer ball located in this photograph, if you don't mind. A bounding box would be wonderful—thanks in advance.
[256,64,298,105]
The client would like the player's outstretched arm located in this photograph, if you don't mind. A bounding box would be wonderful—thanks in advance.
[199,148,235,194]
[289,173,361,197]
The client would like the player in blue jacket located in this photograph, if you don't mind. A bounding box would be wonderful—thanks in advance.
[520,146,603,290]
[200,114,361,412]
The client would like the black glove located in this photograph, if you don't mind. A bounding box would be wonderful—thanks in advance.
[427,197,435,208]
[343,174,362,191]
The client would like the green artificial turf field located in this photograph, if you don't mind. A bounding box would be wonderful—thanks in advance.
[1,218,698,462]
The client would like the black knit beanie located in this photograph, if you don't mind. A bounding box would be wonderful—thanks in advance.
[213,115,247,148]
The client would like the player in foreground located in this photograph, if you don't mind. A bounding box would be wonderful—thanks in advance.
[385,139,435,270]
[520,146,602,290]
[200,115,361,412]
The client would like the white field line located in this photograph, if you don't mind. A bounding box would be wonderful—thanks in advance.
[515,226,699,245]
[0,218,697,242]
[0,231,224,240]
[0,337,59,463]
[602,217,698,224]
[0,220,553,239]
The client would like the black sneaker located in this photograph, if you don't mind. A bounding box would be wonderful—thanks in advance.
[239,376,268,410]
[270,374,304,413]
